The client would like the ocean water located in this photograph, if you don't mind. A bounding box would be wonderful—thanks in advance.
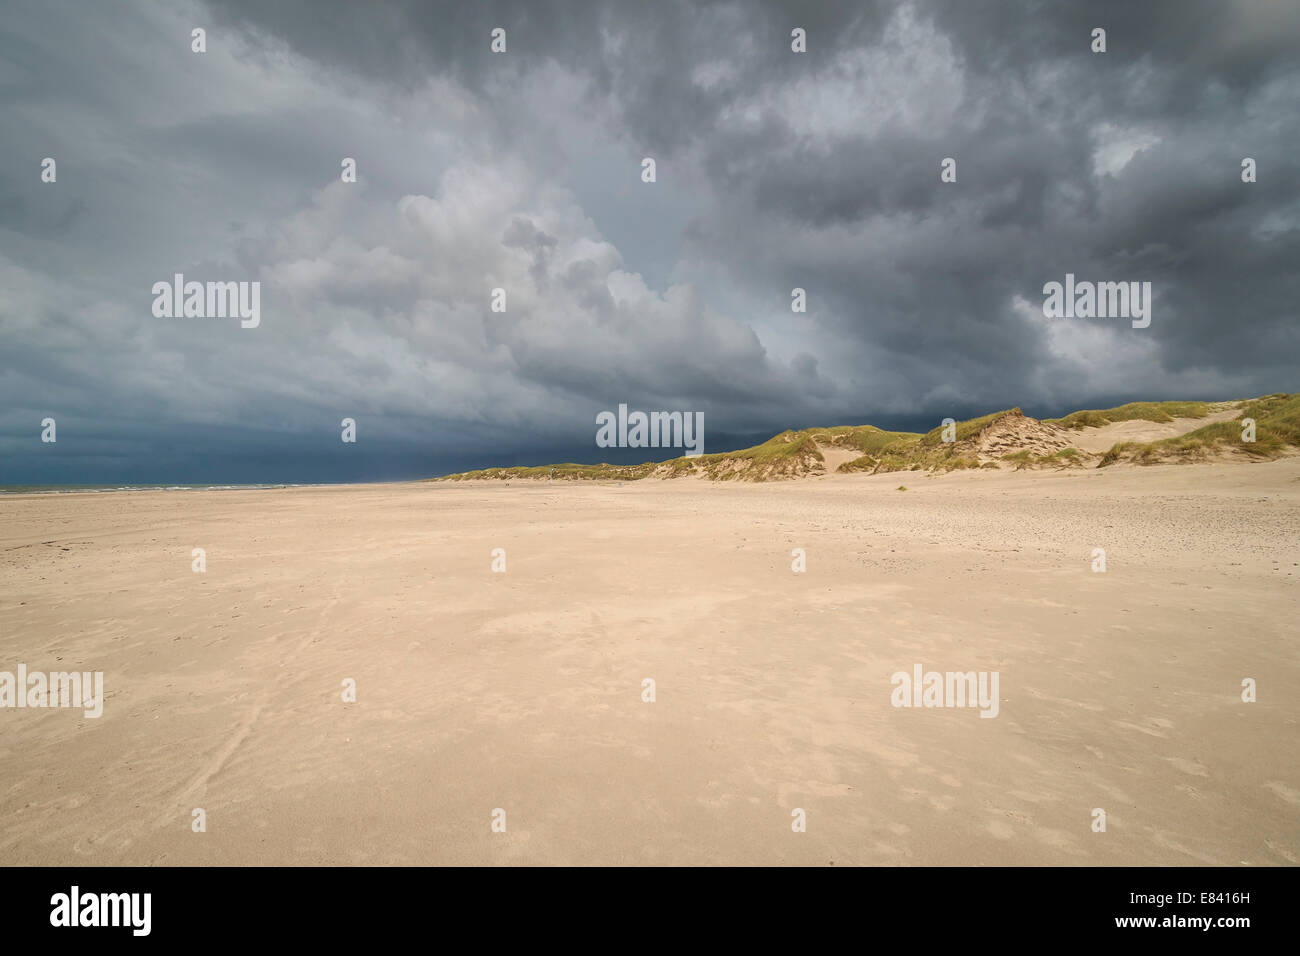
[0,483,319,495]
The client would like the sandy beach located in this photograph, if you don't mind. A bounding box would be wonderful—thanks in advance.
[2,460,1298,866]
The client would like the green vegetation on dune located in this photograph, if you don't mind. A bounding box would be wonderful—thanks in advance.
[673,429,823,480]
[920,408,1020,445]
[1049,401,1212,430]
[441,428,827,483]
[806,423,928,475]
[439,410,1032,481]
[442,461,655,481]
[808,424,924,455]
[436,396,1297,482]
[1099,394,1298,466]
[845,409,1021,474]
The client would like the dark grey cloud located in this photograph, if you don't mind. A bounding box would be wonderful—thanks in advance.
[0,0,1296,482]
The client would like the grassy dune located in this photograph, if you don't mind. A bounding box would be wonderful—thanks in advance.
[441,429,829,482]
[438,396,1296,481]
[1099,394,1298,466]
[1048,400,1211,430]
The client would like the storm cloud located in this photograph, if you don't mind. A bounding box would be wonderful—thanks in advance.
[1,0,1297,482]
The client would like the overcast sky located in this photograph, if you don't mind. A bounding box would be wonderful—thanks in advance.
[2,0,1297,483]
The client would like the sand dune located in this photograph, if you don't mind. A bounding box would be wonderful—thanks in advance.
[1,458,1297,865]
[1065,409,1243,454]
[446,399,1292,483]
[813,443,862,475]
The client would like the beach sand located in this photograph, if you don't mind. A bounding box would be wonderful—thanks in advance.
[2,459,1298,865]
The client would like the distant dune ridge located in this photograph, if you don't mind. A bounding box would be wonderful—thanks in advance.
[439,394,1299,482]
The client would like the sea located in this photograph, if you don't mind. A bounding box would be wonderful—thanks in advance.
[0,483,324,495]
